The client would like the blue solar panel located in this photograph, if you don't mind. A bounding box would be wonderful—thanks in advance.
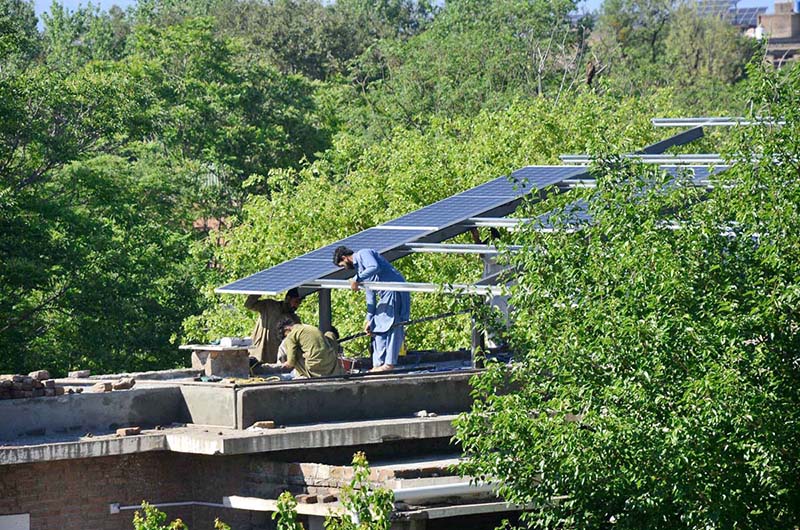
[731,6,766,26]
[385,166,588,227]
[300,228,428,261]
[217,228,428,294]
[382,196,515,229]
[459,166,588,198]
[217,166,590,294]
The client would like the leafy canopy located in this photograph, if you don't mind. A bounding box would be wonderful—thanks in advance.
[454,61,800,529]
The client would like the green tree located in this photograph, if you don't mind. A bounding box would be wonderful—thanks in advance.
[0,58,205,376]
[663,5,756,91]
[345,0,583,138]
[41,1,130,67]
[453,62,800,529]
[125,17,330,215]
[0,0,39,68]
[273,491,306,530]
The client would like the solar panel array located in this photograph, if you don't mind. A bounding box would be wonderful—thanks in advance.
[695,0,736,17]
[533,165,730,230]
[216,166,588,294]
[216,156,728,295]
[731,7,766,26]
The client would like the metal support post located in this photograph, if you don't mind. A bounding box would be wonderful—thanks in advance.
[319,288,332,332]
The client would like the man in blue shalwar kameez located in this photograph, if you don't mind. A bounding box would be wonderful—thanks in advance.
[334,246,411,372]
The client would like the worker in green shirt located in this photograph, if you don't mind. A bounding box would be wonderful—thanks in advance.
[275,318,344,379]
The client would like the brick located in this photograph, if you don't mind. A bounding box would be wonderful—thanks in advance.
[90,382,112,393]
[111,377,135,391]
[33,388,45,397]
[116,426,141,436]
[55,386,65,395]
[296,494,317,504]
[250,420,276,429]
[44,388,56,397]
[43,379,56,388]
[317,494,337,503]
[68,370,91,378]
[29,370,51,380]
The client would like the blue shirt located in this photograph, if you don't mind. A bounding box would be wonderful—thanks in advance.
[353,249,411,333]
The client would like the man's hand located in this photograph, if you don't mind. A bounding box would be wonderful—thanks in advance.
[364,321,372,336]
[349,278,361,291]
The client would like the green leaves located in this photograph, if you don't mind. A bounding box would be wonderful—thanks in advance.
[454,62,800,529]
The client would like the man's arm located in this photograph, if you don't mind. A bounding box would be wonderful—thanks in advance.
[244,295,261,311]
[364,287,375,335]
[281,331,298,369]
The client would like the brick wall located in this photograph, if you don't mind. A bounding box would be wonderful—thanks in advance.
[0,439,456,530]
[0,452,257,530]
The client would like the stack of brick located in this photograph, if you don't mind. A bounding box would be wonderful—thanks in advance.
[0,371,64,400]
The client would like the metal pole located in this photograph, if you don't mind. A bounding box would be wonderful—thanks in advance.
[319,288,332,332]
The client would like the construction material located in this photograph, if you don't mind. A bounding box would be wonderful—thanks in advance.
[112,377,136,390]
[183,344,250,378]
[0,373,64,400]
[116,426,141,436]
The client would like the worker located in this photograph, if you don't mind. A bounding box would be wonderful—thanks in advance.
[275,318,344,378]
[244,288,302,364]
[324,326,342,356]
[333,246,411,372]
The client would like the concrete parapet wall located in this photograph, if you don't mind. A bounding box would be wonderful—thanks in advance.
[236,372,475,428]
[1,371,478,441]
[179,383,238,428]
[0,387,184,442]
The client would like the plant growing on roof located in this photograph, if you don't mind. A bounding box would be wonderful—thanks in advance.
[132,502,187,530]
[273,491,305,530]
[324,452,394,530]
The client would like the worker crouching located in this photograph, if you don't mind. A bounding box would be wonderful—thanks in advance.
[273,318,344,379]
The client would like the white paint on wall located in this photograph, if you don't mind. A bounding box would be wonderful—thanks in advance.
[0,514,30,530]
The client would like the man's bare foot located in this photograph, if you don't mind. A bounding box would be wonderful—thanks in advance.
[369,364,395,373]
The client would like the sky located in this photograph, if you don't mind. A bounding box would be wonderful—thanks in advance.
[32,0,776,20]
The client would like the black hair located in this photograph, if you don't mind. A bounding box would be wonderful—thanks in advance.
[277,316,298,333]
[333,246,354,265]
[328,326,339,340]
[286,288,300,299]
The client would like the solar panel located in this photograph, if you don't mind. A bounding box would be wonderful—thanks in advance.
[458,166,587,198]
[216,166,586,294]
[385,166,588,228]
[695,0,736,17]
[217,227,428,294]
[731,7,766,26]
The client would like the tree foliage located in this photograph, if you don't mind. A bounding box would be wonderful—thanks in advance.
[453,61,800,529]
